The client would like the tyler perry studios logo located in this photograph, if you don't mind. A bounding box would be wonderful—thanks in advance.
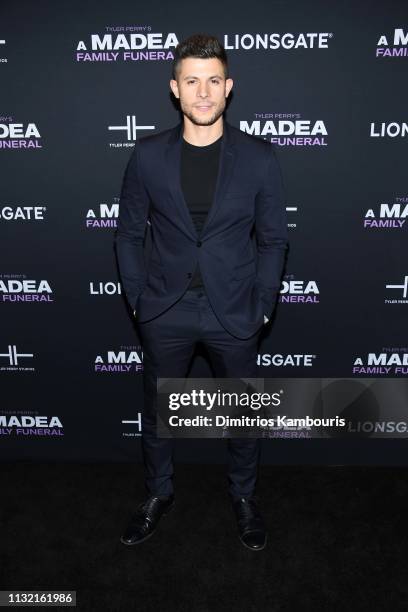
[108,114,155,148]
[385,275,408,305]
[0,116,42,149]
[286,203,297,229]
[0,203,47,221]
[0,38,7,63]
[75,28,178,63]
[240,113,328,146]
[0,412,64,437]
[224,32,333,50]
[257,352,317,368]
[364,197,408,229]
[86,198,118,228]
[122,413,142,437]
[0,345,35,372]
[0,274,53,303]
[278,274,320,304]
[352,349,408,375]
[376,28,408,57]
[95,345,143,373]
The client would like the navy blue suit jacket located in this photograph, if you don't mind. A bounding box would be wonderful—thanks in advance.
[115,119,289,339]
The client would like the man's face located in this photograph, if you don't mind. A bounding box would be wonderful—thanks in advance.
[170,57,233,127]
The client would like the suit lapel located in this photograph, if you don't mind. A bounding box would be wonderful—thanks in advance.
[164,120,236,239]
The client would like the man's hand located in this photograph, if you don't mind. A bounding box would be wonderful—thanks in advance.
[254,146,289,320]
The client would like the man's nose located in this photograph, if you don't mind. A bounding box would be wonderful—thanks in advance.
[197,86,209,97]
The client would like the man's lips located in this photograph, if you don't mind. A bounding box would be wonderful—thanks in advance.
[195,105,213,111]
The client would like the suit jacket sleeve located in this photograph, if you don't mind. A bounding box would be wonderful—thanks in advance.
[114,143,151,312]
[254,145,289,319]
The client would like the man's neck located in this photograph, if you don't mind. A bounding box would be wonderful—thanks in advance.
[182,116,224,147]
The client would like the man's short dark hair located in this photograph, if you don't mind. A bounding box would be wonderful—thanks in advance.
[172,33,229,80]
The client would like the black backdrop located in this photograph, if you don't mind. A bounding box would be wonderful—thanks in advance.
[1,0,407,464]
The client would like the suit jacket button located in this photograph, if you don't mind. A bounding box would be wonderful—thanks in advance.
[196,240,202,247]
[187,273,192,278]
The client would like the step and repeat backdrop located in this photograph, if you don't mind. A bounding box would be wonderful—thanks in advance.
[1,0,407,464]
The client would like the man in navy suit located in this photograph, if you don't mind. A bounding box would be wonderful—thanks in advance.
[115,33,289,550]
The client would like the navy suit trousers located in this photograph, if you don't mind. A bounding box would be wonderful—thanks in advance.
[137,285,262,501]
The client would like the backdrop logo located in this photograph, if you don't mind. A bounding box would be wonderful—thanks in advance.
[257,353,316,368]
[385,275,408,304]
[0,117,42,149]
[376,28,408,57]
[75,29,178,62]
[279,274,320,304]
[264,422,312,438]
[95,345,143,373]
[122,414,142,437]
[364,197,407,229]
[0,345,35,372]
[347,421,408,434]
[286,203,297,229]
[86,198,118,228]
[240,113,328,146]
[224,32,333,50]
[370,122,408,138]
[89,281,121,296]
[0,275,53,303]
[0,38,7,63]
[352,349,408,375]
[0,413,64,437]
[0,204,46,221]
[108,115,155,148]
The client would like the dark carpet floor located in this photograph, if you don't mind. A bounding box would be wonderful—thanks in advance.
[2,462,408,611]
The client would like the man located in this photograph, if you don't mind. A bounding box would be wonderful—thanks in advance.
[115,33,289,551]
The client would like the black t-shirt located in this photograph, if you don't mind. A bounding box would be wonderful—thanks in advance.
[180,133,223,289]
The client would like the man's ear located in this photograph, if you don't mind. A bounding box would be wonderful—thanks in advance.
[169,79,179,99]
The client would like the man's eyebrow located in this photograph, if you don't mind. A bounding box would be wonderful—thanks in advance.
[182,74,224,80]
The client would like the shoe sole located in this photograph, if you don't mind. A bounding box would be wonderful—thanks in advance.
[120,501,175,546]
[239,533,268,551]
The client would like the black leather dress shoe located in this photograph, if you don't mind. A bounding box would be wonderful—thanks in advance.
[232,496,267,551]
[120,494,175,545]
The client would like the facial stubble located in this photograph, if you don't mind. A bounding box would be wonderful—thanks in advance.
[180,97,226,127]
